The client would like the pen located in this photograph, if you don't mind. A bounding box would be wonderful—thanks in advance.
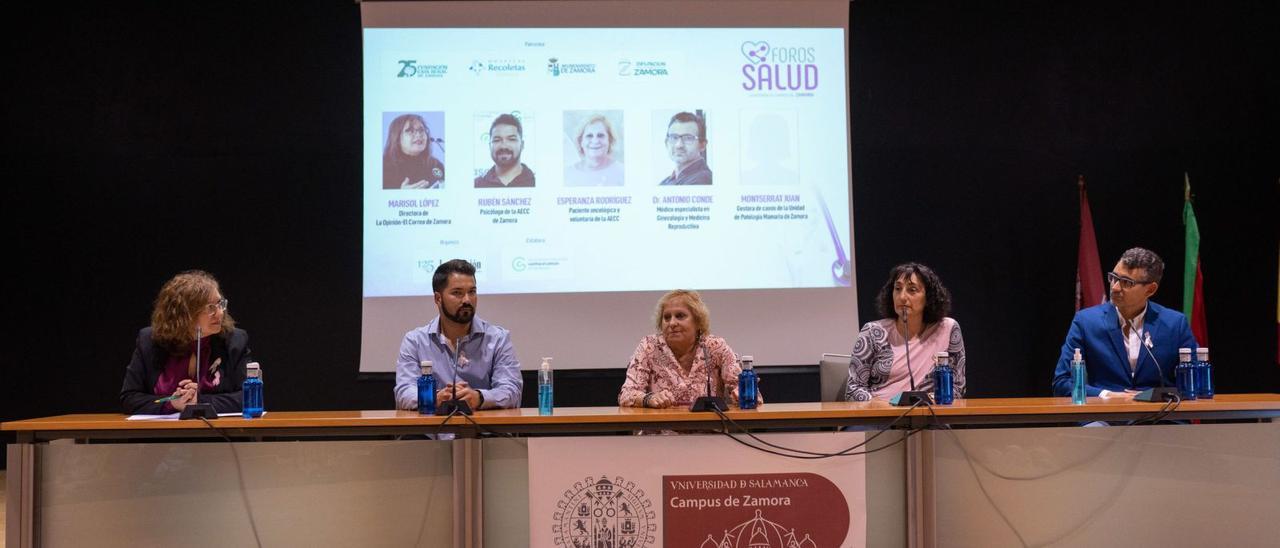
[153,395,178,403]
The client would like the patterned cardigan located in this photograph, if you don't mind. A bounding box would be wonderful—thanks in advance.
[844,317,966,401]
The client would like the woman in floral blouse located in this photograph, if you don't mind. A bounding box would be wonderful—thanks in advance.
[618,289,756,408]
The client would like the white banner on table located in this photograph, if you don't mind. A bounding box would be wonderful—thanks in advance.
[529,432,867,548]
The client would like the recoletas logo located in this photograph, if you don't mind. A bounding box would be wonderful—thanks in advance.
[469,59,526,75]
[740,41,818,91]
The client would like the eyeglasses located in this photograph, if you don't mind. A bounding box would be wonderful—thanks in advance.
[665,133,700,145]
[202,298,229,316]
[1105,272,1153,290]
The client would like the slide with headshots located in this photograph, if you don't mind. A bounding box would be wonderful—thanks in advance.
[363,27,850,297]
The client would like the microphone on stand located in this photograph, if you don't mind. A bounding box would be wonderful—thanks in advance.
[890,306,931,407]
[1134,328,1178,402]
[690,340,727,412]
[179,326,218,420]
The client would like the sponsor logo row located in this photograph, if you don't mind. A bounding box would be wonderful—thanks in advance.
[396,58,669,79]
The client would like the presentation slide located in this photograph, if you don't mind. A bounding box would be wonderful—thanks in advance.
[365,27,848,295]
[360,1,856,373]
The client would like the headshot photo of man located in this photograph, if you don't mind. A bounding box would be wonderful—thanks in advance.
[659,110,711,186]
[475,113,536,188]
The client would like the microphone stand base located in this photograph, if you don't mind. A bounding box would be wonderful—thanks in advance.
[1134,387,1179,402]
[890,391,931,407]
[690,396,728,412]
[179,403,218,420]
[437,400,474,416]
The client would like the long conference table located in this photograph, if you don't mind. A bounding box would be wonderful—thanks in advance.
[7,395,1280,547]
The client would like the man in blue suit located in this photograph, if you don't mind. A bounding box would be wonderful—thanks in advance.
[1053,247,1198,398]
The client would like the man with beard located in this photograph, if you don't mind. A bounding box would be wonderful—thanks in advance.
[474,113,536,188]
[1051,247,1197,399]
[659,111,712,185]
[394,259,523,410]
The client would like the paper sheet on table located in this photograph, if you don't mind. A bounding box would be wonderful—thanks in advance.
[126,412,259,421]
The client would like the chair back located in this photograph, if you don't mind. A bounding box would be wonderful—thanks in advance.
[819,353,852,402]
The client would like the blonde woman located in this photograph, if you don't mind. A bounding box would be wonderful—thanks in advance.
[619,290,758,408]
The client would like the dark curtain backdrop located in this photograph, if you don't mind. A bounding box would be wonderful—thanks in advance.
[3,1,1277,467]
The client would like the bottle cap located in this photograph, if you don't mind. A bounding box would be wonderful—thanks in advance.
[541,357,553,370]
[1073,348,1082,362]
[1195,347,1209,358]
[419,360,433,373]
[740,355,754,369]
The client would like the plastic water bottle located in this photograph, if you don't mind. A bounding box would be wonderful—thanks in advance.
[538,357,554,415]
[737,355,758,410]
[242,362,264,418]
[1070,348,1087,405]
[1195,347,1214,399]
[417,360,436,415]
[1176,348,1196,400]
[933,352,955,405]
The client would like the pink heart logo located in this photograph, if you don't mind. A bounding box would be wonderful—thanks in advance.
[741,41,770,64]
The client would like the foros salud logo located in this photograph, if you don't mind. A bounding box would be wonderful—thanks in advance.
[740,41,818,91]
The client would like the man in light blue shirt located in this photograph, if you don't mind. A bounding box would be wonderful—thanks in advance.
[394,259,523,410]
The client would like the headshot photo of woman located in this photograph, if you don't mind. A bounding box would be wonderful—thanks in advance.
[383,112,445,189]
[564,111,624,187]
[844,263,967,402]
[120,270,253,415]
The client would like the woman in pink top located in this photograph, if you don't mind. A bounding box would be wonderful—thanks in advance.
[619,290,755,408]
[844,263,967,402]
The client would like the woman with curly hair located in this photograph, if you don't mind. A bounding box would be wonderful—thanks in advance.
[120,270,252,414]
[844,263,966,402]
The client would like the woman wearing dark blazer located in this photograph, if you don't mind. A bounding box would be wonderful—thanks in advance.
[120,270,252,414]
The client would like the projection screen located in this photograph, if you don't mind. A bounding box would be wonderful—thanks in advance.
[360,0,856,372]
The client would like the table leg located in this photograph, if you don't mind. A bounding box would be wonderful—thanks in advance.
[7,442,36,548]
